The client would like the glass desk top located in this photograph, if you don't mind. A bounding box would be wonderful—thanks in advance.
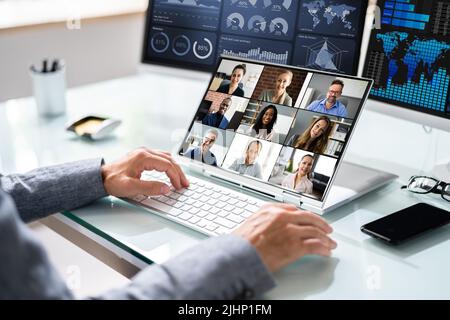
[1,68,450,299]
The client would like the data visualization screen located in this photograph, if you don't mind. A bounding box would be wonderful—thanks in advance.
[142,0,368,75]
[363,0,450,118]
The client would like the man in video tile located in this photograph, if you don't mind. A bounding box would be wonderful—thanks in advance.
[306,80,348,118]
[184,129,219,166]
[202,97,231,129]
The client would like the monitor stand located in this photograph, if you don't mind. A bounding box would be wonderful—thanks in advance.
[432,159,450,181]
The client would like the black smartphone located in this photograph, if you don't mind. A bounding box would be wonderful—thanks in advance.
[360,203,450,245]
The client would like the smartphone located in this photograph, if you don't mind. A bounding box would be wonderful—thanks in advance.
[360,203,450,245]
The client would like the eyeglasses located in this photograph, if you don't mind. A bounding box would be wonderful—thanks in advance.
[328,90,341,95]
[203,137,216,143]
[401,176,450,202]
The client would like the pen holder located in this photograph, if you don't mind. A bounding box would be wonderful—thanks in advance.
[30,63,67,117]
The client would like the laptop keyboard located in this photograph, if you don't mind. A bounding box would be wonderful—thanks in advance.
[129,170,267,236]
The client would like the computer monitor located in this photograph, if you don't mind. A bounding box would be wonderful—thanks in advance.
[362,0,450,124]
[142,0,369,75]
[362,0,450,179]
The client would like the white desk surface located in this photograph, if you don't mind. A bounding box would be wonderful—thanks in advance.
[1,66,450,299]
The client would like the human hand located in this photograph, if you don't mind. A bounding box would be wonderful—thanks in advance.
[233,203,337,272]
[101,148,189,198]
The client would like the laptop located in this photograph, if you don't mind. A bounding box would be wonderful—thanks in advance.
[128,57,397,236]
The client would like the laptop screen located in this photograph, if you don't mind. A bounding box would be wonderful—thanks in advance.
[178,57,373,203]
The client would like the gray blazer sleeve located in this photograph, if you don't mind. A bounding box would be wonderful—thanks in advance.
[0,187,74,299]
[0,186,276,299]
[96,234,276,300]
[0,159,107,223]
[0,160,276,299]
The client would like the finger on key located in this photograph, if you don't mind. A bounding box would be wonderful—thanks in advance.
[129,179,171,196]
[140,153,183,189]
[150,150,189,188]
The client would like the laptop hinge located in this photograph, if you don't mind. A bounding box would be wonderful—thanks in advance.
[282,192,303,207]
[206,172,283,202]
[189,162,205,174]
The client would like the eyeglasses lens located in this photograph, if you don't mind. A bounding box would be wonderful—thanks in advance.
[443,184,450,201]
[408,177,437,193]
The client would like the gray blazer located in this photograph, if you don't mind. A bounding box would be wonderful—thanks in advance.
[0,159,275,299]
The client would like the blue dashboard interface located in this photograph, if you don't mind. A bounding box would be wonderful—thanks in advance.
[363,0,450,119]
[143,0,368,75]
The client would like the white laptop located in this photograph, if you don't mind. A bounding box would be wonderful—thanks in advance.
[128,57,397,236]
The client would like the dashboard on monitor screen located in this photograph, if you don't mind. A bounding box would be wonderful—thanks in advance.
[363,0,450,119]
[142,0,368,75]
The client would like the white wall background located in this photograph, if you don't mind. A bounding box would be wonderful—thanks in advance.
[223,96,249,118]
[336,77,369,98]
[0,12,145,102]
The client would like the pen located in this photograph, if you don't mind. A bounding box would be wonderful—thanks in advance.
[50,59,59,72]
[42,59,48,73]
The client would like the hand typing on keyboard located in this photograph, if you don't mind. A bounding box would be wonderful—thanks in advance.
[233,203,337,272]
[101,148,190,198]
[118,149,337,271]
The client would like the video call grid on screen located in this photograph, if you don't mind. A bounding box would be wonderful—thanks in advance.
[362,0,450,119]
[142,0,368,75]
[178,57,373,202]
